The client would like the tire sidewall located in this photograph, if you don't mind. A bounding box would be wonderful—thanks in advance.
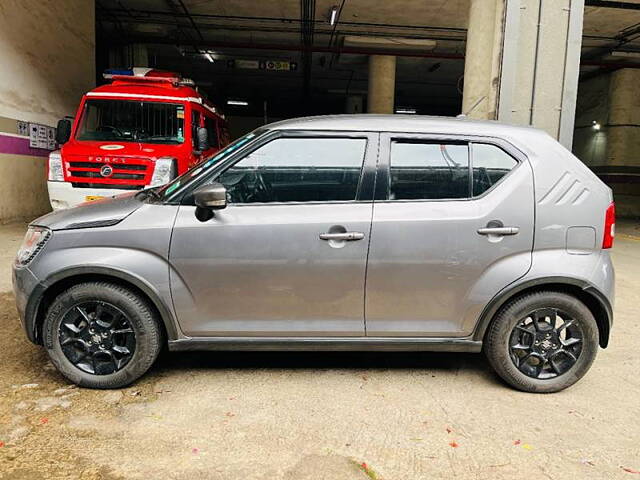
[43,283,160,389]
[486,292,599,393]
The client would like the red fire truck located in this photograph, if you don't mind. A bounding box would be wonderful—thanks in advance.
[49,68,229,209]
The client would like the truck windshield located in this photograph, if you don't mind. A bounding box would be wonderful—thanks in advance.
[76,99,185,144]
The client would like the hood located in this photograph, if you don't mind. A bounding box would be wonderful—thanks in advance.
[32,192,143,231]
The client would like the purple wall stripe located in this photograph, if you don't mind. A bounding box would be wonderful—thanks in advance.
[0,133,51,158]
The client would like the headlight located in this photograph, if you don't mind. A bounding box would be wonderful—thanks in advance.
[15,226,51,266]
[48,150,64,182]
[149,157,177,187]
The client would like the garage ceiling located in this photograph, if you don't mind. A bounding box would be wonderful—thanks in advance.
[95,0,640,118]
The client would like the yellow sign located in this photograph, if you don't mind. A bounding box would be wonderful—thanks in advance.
[85,195,104,202]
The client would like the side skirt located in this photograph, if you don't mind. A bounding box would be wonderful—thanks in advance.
[168,337,483,353]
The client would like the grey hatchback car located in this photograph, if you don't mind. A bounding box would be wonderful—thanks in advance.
[13,115,615,393]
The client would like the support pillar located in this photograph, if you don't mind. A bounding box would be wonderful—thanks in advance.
[462,0,584,149]
[461,0,505,120]
[367,55,396,114]
[606,68,640,167]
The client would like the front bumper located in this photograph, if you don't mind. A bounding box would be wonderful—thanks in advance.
[48,181,141,210]
[12,264,44,344]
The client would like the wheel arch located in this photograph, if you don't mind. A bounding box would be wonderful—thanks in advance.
[28,267,179,345]
[473,277,612,348]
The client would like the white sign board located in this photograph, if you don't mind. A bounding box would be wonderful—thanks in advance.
[28,123,56,150]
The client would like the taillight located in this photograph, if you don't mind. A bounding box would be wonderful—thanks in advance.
[603,202,615,249]
[48,150,64,182]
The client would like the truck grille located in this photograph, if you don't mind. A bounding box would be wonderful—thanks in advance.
[65,157,152,187]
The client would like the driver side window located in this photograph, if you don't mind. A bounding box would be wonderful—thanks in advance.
[216,136,367,204]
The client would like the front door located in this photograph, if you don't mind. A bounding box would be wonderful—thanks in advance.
[365,134,535,337]
[169,132,378,337]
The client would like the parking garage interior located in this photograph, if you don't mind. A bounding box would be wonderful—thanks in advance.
[2,1,640,478]
[1,1,639,222]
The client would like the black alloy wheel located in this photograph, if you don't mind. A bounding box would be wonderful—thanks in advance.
[58,301,136,375]
[508,308,584,379]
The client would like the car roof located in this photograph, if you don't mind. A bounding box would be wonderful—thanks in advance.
[265,114,545,140]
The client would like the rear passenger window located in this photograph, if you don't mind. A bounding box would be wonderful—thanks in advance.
[218,137,367,203]
[389,142,469,200]
[471,144,518,196]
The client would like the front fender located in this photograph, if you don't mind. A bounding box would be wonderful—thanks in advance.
[26,247,184,343]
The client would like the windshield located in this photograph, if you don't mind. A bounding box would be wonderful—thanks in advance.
[156,129,264,200]
[76,99,185,144]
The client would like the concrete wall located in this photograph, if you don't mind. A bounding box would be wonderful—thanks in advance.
[573,70,640,218]
[0,0,95,222]
[573,75,609,167]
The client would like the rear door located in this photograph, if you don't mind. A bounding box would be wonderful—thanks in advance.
[365,133,534,337]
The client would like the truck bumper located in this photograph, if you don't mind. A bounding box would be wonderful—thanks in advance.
[48,181,140,210]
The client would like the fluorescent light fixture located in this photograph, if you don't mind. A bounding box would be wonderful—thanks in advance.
[329,6,339,25]
[204,52,214,63]
[610,50,640,59]
[592,120,601,131]
[396,108,416,114]
[227,100,249,106]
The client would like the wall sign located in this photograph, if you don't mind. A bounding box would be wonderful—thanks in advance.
[227,59,298,71]
[17,121,29,136]
[28,123,56,150]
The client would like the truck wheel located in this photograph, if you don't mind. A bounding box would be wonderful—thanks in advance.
[42,282,162,389]
[484,291,599,393]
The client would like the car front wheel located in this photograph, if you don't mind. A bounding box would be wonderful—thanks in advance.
[484,291,599,393]
[42,281,162,389]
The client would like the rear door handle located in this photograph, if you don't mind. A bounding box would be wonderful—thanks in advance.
[477,226,519,236]
[319,232,365,241]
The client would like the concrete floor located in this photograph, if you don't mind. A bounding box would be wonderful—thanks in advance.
[0,222,639,480]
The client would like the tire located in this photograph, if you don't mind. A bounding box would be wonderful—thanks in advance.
[484,291,599,393]
[42,282,162,389]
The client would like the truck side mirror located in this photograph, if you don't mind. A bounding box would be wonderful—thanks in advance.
[197,127,209,152]
[55,118,72,145]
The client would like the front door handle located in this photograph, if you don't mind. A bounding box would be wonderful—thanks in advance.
[477,226,520,236]
[319,232,365,241]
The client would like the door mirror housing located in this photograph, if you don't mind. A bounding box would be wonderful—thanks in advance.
[55,118,72,145]
[197,126,209,152]
[194,182,227,210]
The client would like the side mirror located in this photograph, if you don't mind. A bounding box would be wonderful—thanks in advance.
[55,118,72,145]
[197,126,209,152]
[194,182,226,210]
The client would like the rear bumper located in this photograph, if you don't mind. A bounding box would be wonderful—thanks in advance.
[47,181,141,210]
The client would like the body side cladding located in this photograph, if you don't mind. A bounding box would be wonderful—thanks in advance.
[26,266,180,344]
[168,337,483,352]
[472,276,613,348]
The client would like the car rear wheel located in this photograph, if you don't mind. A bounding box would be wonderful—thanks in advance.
[42,282,162,389]
[484,291,599,393]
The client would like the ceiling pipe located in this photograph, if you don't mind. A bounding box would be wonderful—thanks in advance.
[105,36,640,68]
[96,7,469,33]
